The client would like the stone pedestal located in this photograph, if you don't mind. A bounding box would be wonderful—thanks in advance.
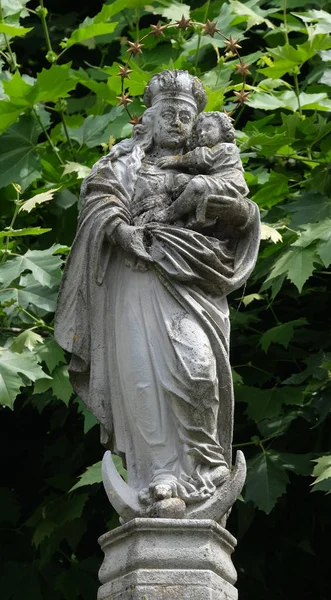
[98,518,238,600]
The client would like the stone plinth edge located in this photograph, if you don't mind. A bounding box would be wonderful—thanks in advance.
[98,518,238,600]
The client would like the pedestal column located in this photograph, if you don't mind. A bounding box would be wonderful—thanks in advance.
[98,518,238,600]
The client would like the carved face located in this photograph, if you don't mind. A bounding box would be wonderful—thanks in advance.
[152,101,196,149]
[195,117,222,148]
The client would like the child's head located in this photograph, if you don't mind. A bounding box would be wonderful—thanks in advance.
[189,112,235,148]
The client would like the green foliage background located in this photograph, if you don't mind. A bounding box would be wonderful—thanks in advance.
[1,0,331,598]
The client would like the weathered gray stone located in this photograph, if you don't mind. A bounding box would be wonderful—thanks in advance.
[98,518,238,600]
[55,70,260,521]
[102,449,246,524]
[54,69,260,598]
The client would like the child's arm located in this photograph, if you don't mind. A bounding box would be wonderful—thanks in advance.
[157,146,216,174]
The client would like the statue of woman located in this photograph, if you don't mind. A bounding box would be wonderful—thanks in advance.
[55,70,260,516]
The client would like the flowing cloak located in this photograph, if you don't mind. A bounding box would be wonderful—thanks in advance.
[54,150,260,499]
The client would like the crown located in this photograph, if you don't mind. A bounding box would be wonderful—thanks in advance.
[143,70,208,113]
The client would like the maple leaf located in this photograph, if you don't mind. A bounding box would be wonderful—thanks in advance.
[0,348,50,410]
[260,223,283,244]
[245,453,289,514]
[19,188,60,213]
[266,247,320,292]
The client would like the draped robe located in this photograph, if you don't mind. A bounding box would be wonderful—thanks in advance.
[55,148,260,503]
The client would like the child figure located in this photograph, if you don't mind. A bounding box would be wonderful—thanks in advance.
[152,111,248,227]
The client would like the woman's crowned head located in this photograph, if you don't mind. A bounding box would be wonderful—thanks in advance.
[108,70,209,159]
[143,70,207,114]
[142,71,208,151]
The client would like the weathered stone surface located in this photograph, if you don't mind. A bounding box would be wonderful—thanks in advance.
[102,449,246,524]
[146,497,186,519]
[55,70,260,521]
[54,68,260,599]
[98,518,238,600]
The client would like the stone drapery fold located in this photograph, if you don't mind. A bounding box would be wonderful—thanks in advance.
[55,151,260,500]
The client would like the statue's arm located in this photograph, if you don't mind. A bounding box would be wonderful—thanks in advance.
[78,156,152,263]
[111,222,152,263]
[205,193,253,229]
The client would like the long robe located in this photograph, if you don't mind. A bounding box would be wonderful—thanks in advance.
[54,149,260,503]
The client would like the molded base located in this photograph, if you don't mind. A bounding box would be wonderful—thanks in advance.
[98,518,238,600]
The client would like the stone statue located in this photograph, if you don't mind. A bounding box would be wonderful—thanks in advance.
[55,69,260,599]
[55,70,260,524]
